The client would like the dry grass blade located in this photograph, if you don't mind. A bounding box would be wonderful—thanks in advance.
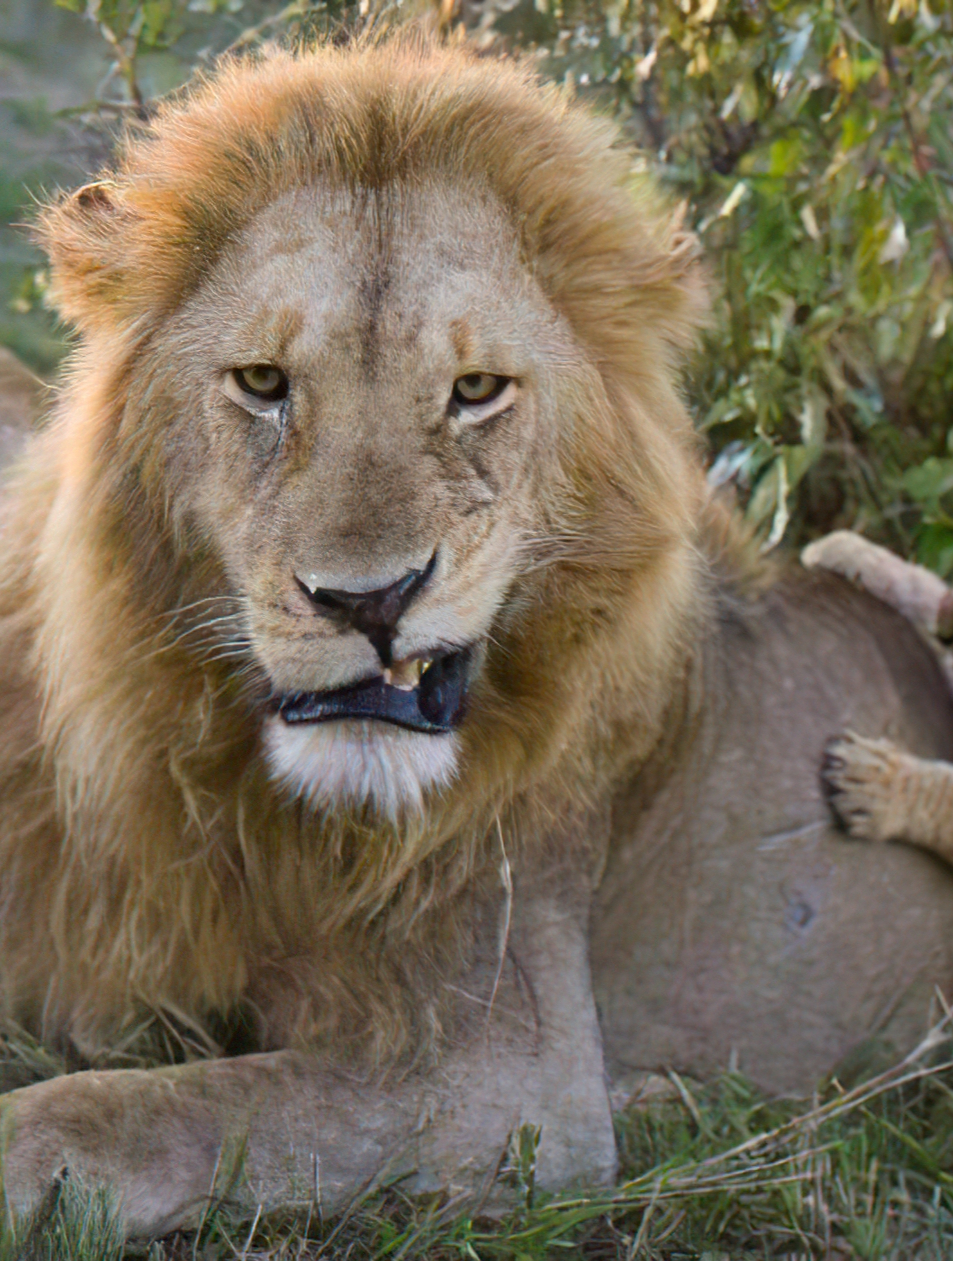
[465,1014,953,1253]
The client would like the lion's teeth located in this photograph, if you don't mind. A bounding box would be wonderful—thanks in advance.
[386,659,429,691]
[399,660,423,690]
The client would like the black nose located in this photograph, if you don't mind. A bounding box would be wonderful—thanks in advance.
[296,552,437,666]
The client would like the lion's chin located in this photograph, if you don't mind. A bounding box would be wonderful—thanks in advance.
[263,716,460,818]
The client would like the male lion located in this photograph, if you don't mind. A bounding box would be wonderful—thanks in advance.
[3,35,953,1240]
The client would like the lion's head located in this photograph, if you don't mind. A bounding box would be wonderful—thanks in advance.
[31,37,706,828]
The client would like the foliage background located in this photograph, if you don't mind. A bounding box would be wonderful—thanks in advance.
[2,0,953,561]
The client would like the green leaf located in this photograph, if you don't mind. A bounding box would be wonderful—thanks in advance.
[904,457,953,513]
[916,523,953,578]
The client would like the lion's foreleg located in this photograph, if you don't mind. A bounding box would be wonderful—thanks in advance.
[0,1051,421,1238]
[804,532,953,859]
[0,886,616,1239]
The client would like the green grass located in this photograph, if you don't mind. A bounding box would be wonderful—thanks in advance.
[6,1019,953,1259]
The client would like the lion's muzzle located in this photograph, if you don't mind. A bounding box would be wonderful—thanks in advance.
[294,552,438,667]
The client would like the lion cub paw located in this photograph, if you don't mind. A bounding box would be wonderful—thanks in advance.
[822,732,910,843]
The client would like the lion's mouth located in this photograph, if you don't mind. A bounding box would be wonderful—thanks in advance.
[275,646,473,734]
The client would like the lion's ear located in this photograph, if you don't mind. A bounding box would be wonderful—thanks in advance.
[651,205,711,353]
[72,181,121,215]
[35,180,136,334]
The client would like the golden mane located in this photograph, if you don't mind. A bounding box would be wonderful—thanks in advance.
[39,37,705,357]
[0,34,709,1064]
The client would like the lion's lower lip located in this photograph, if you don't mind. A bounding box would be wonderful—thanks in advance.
[276,647,473,734]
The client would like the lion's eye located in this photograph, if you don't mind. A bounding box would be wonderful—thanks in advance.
[452,374,509,406]
[231,365,289,403]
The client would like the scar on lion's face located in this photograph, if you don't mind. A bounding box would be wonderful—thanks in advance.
[139,180,586,814]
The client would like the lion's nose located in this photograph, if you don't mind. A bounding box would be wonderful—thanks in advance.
[295,552,437,666]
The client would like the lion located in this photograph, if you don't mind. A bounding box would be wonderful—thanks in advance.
[0,348,39,470]
[3,35,953,1241]
[804,531,953,859]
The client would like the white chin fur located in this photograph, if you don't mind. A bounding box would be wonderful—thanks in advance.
[263,717,459,817]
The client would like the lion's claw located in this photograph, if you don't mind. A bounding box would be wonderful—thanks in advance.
[821,732,907,843]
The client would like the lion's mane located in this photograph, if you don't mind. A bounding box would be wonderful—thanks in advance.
[0,34,708,1063]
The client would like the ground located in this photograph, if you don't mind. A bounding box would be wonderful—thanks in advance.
[4,1016,953,1259]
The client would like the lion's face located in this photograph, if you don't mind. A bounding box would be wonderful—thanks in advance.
[138,180,583,813]
[35,44,706,831]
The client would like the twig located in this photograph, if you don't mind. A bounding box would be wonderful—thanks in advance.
[238,1202,262,1259]
[484,815,513,1044]
[471,1013,953,1247]
[193,1141,226,1261]
[227,0,310,51]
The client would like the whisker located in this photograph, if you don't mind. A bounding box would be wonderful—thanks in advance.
[124,598,252,668]
[156,594,245,621]
[198,645,256,667]
[163,613,249,651]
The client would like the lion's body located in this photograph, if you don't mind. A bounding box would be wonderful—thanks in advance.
[2,37,953,1238]
[0,350,38,472]
[595,567,953,1097]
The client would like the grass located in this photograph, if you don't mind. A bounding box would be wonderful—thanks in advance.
[6,1016,953,1259]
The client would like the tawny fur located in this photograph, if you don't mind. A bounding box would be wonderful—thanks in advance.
[824,731,953,858]
[0,34,711,1065]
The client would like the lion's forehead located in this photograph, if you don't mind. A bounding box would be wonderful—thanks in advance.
[188,180,550,373]
[241,180,519,275]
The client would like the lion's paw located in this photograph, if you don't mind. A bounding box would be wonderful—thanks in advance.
[0,1071,218,1240]
[821,732,909,843]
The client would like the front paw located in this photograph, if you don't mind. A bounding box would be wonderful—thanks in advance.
[0,1078,78,1225]
[822,732,907,843]
[0,1069,221,1239]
